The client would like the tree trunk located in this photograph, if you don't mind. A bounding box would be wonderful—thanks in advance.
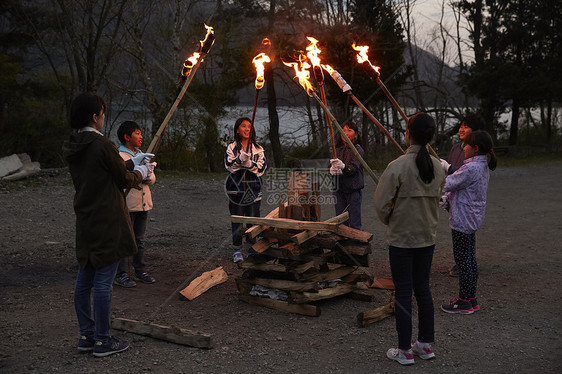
[509,97,520,145]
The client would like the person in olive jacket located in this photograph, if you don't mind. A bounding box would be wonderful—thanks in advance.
[62,92,155,357]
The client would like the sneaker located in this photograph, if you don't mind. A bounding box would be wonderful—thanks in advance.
[412,341,435,360]
[77,335,95,351]
[386,348,415,365]
[441,297,473,314]
[470,297,480,312]
[114,273,136,288]
[233,250,244,263]
[93,336,130,357]
[448,264,459,277]
[134,272,155,284]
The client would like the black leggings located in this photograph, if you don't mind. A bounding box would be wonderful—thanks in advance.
[452,229,478,299]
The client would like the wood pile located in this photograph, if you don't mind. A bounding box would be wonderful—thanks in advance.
[232,171,375,316]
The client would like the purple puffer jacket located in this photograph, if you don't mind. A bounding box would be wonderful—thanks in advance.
[442,155,489,234]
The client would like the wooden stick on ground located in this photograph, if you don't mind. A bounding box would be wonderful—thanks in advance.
[179,266,228,301]
[111,317,212,348]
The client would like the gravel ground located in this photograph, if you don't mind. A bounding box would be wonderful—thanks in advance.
[1,161,561,373]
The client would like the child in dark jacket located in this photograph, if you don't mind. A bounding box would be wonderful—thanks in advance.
[62,92,155,357]
[329,122,365,230]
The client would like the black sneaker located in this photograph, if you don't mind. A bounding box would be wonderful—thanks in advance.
[134,272,155,284]
[114,273,136,288]
[441,297,474,314]
[77,335,94,351]
[93,336,130,357]
[470,297,480,312]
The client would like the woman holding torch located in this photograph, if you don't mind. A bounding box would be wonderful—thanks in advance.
[374,112,446,365]
[330,122,365,230]
[225,117,267,263]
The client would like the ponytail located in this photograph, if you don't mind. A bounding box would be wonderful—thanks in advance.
[408,113,436,184]
[488,148,497,171]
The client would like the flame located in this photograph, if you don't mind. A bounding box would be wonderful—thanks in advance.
[182,52,201,77]
[283,55,315,97]
[321,64,334,74]
[351,42,380,76]
[306,37,322,67]
[252,53,270,90]
[262,37,271,47]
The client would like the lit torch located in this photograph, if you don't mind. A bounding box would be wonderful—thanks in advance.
[352,42,438,157]
[250,50,270,139]
[146,23,216,155]
[284,58,379,184]
[306,37,336,158]
[321,63,405,154]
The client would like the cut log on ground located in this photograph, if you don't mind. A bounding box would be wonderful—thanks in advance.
[367,276,395,290]
[179,266,228,301]
[111,317,212,349]
[357,300,395,327]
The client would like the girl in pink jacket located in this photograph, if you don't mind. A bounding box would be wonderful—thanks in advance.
[440,131,497,314]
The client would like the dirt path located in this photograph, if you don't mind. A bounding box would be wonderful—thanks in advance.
[1,162,561,373]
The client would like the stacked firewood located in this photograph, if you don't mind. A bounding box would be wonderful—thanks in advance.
[232,172,374,316]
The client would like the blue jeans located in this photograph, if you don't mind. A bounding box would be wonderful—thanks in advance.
[334,189,362,230]
[389,245,435,350]
[117,211,148,276]
[74,261,119,343]
[228,198,260,247]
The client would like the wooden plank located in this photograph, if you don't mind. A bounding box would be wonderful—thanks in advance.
[357,300,395,327]
[237,262,288,273]
[301,265,356,282]
[291,212,350,244]
[367,276,395,290]
[337,240,372,255]
[289,283,357,304]
[334,225,373,242]
[179,266,228,301]
[246,203,288,239]
[248,277,318,292]
[252,238,273,253]
[238,295,320,316]
[111,317,212,349]
[231,215,339,232]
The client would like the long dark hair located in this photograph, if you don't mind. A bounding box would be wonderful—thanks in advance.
[233,117,257,150]
[335,122,361,147]
[408,112,435,184]
[70,92,106,129]
[465,130,497,171]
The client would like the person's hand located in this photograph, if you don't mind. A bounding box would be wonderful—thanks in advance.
[439,194,449,211]
[239,151,250,162]
[145,161,157,178]
[440,158,450,173]
[134,164,149,179]
[131,152,155,166]
[330,158,345,171]
[329,165,342,175]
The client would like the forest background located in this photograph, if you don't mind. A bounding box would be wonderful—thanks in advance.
[1,0,561,172]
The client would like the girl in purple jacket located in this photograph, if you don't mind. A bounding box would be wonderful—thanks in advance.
[440,131,497,314]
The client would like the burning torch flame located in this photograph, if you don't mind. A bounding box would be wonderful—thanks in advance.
[305,36,325,84]
[200,23,215,54]
[182,52,201,77]
[252,53,270,90]
[283,56,315,97]
[352,42,380,78]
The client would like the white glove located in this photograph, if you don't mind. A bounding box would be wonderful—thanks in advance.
[145,161,157,178]
[440,158,450,173]
[131,152,155,166]
[330,158,345,170]
[239,151,250,162]
[329,165,342,175]
[134,164,149,179]
[439,194,449,211]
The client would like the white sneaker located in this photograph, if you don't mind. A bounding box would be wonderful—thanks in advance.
[412,341,435,360]
[386,348,414,365]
